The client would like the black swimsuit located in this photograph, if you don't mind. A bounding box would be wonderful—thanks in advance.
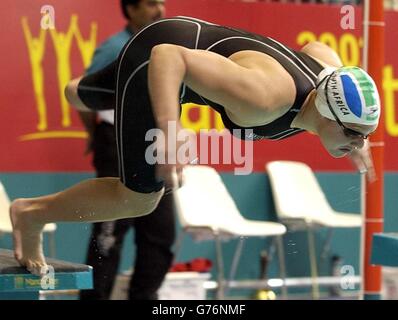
[77,16,324,193]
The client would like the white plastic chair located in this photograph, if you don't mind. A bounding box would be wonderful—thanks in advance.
[0,181,57,257]
[266,160,361,299]
[173,165,287,299]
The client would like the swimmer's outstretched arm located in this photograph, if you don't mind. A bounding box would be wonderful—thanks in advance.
[148,44,277,133]
[66,60,117,112]
[65,76,91,112]
[148,44,278,182]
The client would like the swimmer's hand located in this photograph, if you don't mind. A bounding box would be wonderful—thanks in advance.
[156,163,183,193]
[348,140,376,182]
[155,122,197,192]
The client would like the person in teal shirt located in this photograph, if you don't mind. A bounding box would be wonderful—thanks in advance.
[78,0,175,300]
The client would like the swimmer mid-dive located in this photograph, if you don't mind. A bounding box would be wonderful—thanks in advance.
[10,16,380,274]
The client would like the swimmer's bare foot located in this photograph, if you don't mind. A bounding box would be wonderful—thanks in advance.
[10,199,47,275]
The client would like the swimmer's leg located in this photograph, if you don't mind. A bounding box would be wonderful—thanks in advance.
[10,178,164,275]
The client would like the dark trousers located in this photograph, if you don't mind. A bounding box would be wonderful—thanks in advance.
[79,122,175,300]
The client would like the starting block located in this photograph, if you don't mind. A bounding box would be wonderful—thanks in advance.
[0,249,92,300]
[371,233,398,267]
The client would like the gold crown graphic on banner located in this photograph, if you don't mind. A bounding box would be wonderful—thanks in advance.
[19,13,225,142]
[19,14,97,141]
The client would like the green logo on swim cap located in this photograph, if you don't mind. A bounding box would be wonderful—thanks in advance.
[336,67,380,123]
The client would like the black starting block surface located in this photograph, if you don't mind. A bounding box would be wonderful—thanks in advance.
[0,249,92,293]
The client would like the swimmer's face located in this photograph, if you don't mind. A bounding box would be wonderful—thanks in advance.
[127,0,166,28]
[318,119,377,158]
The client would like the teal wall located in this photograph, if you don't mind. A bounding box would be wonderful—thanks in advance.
[1,172,397,298]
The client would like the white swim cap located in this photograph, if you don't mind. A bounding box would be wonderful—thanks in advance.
[315,66,381,126]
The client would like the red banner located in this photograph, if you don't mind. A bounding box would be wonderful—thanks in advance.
[0,0,125,171]
[0,0,397,172]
